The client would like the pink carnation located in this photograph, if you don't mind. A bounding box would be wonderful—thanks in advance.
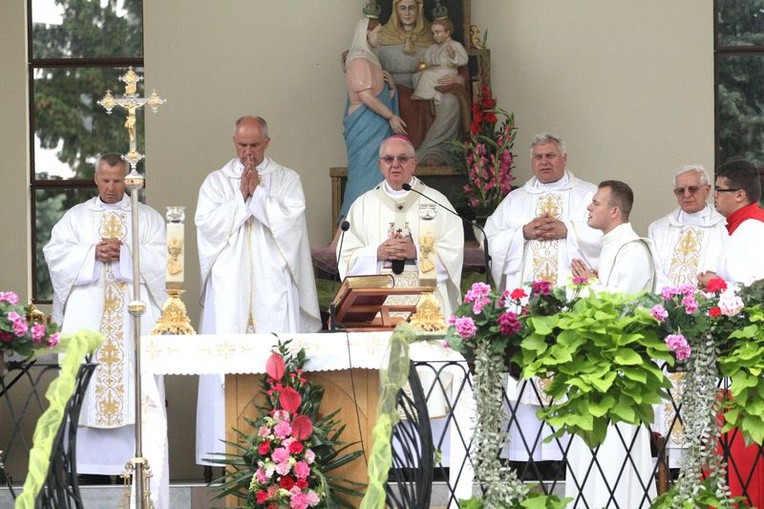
[271,446,290,464]
[453,317,477,339]
[274,420,292,439]
[304,449,315,464]
[258,426,271,437]
[294,460,310,479]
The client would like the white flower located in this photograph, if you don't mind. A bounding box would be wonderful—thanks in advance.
[718,288,744,317]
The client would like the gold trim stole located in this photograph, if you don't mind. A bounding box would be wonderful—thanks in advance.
[95,210,128,427]
[530,192,565,284]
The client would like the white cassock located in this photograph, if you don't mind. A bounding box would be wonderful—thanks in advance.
[339,176,464,316]
[195,157,321,465]
[566,222,657,508]
[44,195,166,475]
[484,171,601,461]
[719,218,764,285]
[648,205,727,465]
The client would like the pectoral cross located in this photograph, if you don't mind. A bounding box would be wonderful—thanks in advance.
[98,67,166,172]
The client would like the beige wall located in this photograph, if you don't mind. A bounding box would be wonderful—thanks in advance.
[0,0,713,482]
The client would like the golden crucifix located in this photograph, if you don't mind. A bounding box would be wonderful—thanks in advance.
[98,67,166,171]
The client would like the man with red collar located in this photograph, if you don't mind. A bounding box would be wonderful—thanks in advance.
[699,160,764,287]
[698,160,764,508]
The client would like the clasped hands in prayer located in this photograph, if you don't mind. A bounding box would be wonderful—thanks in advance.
[240,156,261,200]
[95,238,122,263]
[522,213,568,241]
[378,233,416,262]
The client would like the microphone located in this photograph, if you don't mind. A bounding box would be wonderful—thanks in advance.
[402,183,491,283]
[329,220,351,331]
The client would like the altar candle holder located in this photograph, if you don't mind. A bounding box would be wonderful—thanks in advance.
[150,206,195,335]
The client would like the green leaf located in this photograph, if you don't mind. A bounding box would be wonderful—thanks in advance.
[613,348,643,365]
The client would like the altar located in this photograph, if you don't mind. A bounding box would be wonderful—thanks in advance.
[140,331,472,508]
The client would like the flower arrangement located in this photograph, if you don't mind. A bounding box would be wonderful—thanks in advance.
[646,279,764,508]
[445,280,579,508]
[0,291,60,357]
[211,340,363,508]
[447,84,517,215]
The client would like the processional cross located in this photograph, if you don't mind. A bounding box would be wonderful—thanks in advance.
[98,67,166,172]
[97,67,166,509]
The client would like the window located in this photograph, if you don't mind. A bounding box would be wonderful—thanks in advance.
[29,0,144,301]
[715,0,764,181]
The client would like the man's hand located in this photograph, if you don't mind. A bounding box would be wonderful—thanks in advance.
[697,271,718,289]
[96,238,122,263]
[377,234,415,261]
[523,214,568,240]
[571,258,597,280]
[240,157,260,200]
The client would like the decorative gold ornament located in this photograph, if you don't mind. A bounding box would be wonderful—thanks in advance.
[150,289,196,335]
[409,293,447,333]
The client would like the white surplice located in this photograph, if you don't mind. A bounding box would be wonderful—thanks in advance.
[195,157,321,465]
[566,221,657,508]
[44,194,166,475]
[485,172,601,461]
[719,218,764,285]
[338,176,464,316]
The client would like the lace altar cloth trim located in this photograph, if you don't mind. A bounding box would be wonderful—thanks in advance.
[141,331,464,376]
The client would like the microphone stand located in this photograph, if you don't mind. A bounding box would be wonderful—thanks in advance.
[330,220,350,331]
[402,183,491,284]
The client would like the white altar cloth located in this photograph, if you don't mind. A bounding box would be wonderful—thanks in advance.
[140,331,474,508]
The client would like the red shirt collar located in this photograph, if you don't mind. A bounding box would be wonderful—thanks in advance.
[726,202,764,234]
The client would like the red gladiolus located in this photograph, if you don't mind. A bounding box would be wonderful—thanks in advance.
[256,490,268,504]
[265,352,286,380]
[279,386,301,413]
[279,476,295,490]
[259,440,272,455]
[296,478,309,489]
[289,440,304,454]
[291,414,314,440]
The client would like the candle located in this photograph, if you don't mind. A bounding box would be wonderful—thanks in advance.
[165,206,186,286]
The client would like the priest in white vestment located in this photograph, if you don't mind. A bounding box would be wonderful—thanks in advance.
[649,164,726,292]
[195,116,321,465]
[648,164,726,466]
[484,133,601,463]
[44,153,166,477]
[338,135,464,315]
[570,180,657,508]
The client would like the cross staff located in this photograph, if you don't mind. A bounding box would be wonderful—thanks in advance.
[98,67,166,172]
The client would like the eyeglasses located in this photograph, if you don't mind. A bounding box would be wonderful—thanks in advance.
[673,186,702,196]
[714,187,741,194]
[379,155,414,165]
